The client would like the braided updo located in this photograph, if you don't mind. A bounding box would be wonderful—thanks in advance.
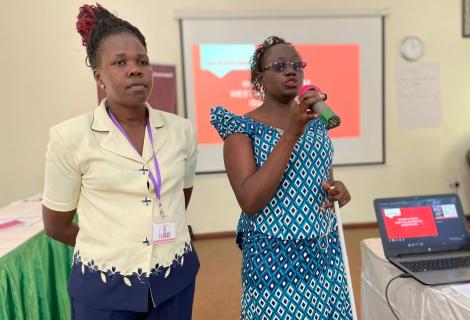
[249,36,293,98]
[76,3,147,69]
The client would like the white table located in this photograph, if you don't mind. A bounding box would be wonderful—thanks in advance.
[361,238,470,320]
[0,194,73,319]
[0,194,43,257]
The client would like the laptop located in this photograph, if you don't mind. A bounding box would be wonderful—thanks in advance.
[374,193,470,285]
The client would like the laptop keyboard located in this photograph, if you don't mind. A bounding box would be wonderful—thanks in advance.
[402,256,470,272]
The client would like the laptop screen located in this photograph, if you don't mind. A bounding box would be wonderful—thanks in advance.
[374,194,470,257]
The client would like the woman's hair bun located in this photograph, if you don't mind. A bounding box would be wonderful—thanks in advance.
[75,3,146,68]
[76,3,103,47]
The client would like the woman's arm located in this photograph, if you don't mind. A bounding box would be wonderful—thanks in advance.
[224,92,324,215]
[322,169,351,208]
[42,205,78,246]
[223,132,299,215]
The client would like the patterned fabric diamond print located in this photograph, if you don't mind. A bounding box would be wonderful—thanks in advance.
[240,232,352,320]
[210,107,352,319]
[210,107,335,240]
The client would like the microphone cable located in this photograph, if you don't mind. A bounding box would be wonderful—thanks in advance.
[385,273,412,320]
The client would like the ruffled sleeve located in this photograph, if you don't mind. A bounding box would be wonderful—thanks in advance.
[210,106,255,140]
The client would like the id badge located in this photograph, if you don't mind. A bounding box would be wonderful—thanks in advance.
[151,222,177,244]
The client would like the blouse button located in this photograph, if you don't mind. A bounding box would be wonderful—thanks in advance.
[142,197,152,206]
[139,165,149,175]
[142,238,150,246]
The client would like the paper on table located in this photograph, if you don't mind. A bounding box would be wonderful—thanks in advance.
[451,283,470,299]
[18,216,42,227]
[0,219,22,229]
[0,198,43,230]
[0,216,42,230]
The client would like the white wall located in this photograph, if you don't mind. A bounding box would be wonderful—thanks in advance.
[1,0,469,234]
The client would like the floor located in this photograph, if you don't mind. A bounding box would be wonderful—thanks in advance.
[191,227,380,320]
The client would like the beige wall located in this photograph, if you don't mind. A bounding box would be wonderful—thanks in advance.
[1,0,469,234]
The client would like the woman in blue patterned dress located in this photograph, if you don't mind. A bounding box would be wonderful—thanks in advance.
[210,36,353,320]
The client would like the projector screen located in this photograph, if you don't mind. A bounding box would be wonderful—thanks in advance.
[178,11,385,173]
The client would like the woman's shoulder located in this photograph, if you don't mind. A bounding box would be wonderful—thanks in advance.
[148,109,195,143]
[210,106,242,121]
[52,111,94,135]
[149,108,190,125]
[46,111,94,153]
[210,106,256,140]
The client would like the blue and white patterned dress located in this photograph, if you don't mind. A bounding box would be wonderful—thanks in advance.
[210,106,353,320]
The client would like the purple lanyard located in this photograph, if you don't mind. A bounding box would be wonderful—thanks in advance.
[107,109,162,203]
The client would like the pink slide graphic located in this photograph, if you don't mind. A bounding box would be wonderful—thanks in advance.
[382,206,439,240]
[193,43,361,145]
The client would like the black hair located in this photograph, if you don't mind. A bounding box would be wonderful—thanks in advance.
[249,36,292,98]
[76,3,147,69]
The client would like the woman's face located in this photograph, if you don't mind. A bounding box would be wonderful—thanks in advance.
[259,43,304,102]
[94,32,153,108]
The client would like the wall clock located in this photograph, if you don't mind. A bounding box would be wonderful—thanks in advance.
[400,36,425,61]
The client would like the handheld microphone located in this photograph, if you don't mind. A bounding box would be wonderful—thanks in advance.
[297,85,341,129]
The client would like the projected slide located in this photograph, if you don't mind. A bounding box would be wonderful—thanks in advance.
[382,207,439,240]
[180,14,384,171]
[193,44,360,145]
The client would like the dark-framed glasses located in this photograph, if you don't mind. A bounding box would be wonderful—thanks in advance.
[263,61,307,72]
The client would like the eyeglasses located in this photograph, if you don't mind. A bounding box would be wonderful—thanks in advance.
[263,61,307,72]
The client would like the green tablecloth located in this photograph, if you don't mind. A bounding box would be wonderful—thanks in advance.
[0,231,73,320]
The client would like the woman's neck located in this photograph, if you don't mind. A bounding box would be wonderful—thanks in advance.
[260,97,291,117]
[106,101,147,127]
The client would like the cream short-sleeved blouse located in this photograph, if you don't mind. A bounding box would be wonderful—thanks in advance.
[43,100,198,277]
